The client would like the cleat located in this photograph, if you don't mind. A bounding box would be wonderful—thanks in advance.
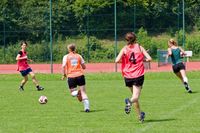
[37,86,44,91]
[77,89,82,102]
[139,112,145,123]
[184,82,192,93]
[188,89,192,93]
[85,109,90,112]
[125,98,131,114]
[19,86,24,91]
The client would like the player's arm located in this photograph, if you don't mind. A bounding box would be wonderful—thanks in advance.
[115,48,124,63]
[16,51,27,60]
[80,55,86,69]
[179,47,187,56]
[167,48,172,56]
[61,55,67,80]
[140,46,152,62]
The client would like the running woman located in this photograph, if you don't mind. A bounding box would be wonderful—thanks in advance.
[167,39,192,93]
[62,43,90,112]
[115,32,152,123]
[16,41,44,91]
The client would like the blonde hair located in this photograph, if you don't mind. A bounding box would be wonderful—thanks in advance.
[67,43,76,52]
[169,39,178,46]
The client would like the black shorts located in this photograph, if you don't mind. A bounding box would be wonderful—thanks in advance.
[67,75,86,89]
[124,75,144,87]
[20,68,32,76]
[172,62,185,73]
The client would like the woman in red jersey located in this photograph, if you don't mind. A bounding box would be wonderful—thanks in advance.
[62,43,90,112]
[115,32,152,123]
[16,41,44,91]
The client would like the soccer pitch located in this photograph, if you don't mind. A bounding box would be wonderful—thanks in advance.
[0,72,200,133]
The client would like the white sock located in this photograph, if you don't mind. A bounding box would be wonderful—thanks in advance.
[71,90,78,97]
[83,99,90,110]
[183,77,188,83]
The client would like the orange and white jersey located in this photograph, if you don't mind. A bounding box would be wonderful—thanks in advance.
[62,52,85,78]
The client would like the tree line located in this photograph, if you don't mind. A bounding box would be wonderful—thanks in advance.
[0,0,200,45]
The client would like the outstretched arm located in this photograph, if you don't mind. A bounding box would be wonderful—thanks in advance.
[140,46,152,62]
[179,47,186,56]
[115,48,124,63]
[61,55,67,80]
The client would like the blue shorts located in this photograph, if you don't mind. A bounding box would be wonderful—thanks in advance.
[20,68,32,76]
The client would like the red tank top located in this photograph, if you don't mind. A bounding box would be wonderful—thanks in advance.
[17,51,30,71]
[121,43,145,78]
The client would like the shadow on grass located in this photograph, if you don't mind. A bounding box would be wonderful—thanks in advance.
[80,109,105,113]
[188,91,198,94]
[145,118,175,123]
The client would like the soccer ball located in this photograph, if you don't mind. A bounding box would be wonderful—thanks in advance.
[38,95,48,104]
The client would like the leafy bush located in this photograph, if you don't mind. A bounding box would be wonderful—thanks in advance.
[1,32,200,64]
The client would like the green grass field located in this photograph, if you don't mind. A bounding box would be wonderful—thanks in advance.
[0,72,200,133]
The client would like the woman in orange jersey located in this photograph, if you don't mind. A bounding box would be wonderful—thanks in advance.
[115,32,152,123]
[62,43,90,112]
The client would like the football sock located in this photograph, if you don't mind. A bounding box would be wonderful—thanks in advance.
[129,98,134,104]
[36,85,40,89]
[183,77,188,83]
[83,99,90,110]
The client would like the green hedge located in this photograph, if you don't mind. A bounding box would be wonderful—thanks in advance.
[1,29,200,64]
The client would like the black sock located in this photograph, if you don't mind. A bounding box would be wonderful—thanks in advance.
[36,85,40,89]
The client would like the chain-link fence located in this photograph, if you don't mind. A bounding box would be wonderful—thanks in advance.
[0,1,199,67]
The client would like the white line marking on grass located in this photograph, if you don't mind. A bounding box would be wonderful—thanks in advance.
[136,97,199,133]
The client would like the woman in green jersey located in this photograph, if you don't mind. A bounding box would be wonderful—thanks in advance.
[167,39,192,93]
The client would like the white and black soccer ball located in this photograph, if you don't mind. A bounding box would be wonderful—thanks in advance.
[38,95,48,104]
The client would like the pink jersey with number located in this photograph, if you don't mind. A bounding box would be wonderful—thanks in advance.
[17,51,30,71]
[121,43,144,78]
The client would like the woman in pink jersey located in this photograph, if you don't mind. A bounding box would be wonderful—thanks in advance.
[115,32,151,123]
[16,41,44,91]
[62,43,90,112]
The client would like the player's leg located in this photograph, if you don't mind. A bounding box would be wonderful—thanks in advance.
[67,77,78,96]
[125,76,145,122]
[29,71,44,91]
[77,75,90,112]
[124,86,132,114]
[173,64,184,82]
[19,75,28,91]
[79,85,90,112]
[180,69,192,93]
[175,72,183,82]
[131,85,145,122]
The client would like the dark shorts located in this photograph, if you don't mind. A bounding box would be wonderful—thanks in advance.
[124,75,144,87]
[172,62,185,73]
[67,75,86,89]
[20,68,32,76]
